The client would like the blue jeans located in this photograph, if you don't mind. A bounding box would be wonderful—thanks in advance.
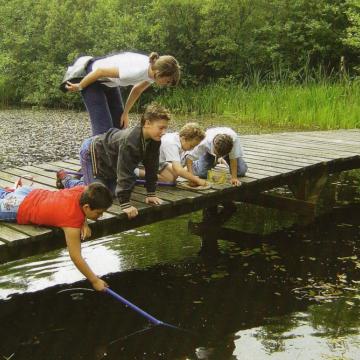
[0,186,33,222]
[62,138,116,194]
[192,153,248,179]
[81,63,124,136]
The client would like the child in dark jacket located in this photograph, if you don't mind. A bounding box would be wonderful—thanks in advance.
[58,103,171,219]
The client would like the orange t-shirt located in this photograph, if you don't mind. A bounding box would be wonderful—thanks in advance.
[17,186,86,228]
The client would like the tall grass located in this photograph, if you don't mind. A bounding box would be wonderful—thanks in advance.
[156,70,360,130]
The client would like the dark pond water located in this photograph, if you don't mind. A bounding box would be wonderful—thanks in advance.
[0,170,359,359]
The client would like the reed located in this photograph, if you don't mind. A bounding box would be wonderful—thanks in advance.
[156,74,359,130]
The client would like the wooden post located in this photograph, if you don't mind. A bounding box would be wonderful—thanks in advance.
[288,166,328,203]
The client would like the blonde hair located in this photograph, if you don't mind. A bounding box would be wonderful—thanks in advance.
[179,122,205,142]
[213,134,233,157]
[149,52,181,85]
[141,102,171,126]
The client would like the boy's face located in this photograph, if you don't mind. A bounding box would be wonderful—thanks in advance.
[143,119,168,141]
[180,137,201,151]
[83,205,106,220]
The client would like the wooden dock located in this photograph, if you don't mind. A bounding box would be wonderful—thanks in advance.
[0,129,359,263]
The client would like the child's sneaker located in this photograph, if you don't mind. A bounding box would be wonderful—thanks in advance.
[56,170,68,189]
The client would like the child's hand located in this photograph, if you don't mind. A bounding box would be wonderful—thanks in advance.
[146,196,163,205]
[91,277,109,292]
[123,206,139,219]
[197,178,208,187]
[230,178,241,187]
[80,222,92,240]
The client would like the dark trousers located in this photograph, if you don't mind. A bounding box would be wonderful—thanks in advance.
[81,83,124,136]
[192,153,248,179]
[81,63,124,136]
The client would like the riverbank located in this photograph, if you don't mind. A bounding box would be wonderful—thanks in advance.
[0,108,307,170]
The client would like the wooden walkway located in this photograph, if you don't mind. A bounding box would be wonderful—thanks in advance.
[0,129,359,263]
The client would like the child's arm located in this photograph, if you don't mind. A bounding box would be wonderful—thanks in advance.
[229,158,241,186]
[172,161,207,186]
[66,68,119,92]
[121,81,151,128]
[186,157,194,174]
[63,227,108,291]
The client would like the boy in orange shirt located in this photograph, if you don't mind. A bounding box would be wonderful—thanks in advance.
[0,183,113,291]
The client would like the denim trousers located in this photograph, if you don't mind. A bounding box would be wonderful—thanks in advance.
[0,186,33,221]
[81,63,124,136]
[62,138,116,195]
[192,153,248,179]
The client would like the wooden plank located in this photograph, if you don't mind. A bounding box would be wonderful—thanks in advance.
[262,136,360,153]
[4,222,52,237]
[1,167,57,188]
[34,162,75,173]
[245,160,300,173]
[0,223,30,244]
[244,152,316,167]
[48,160,82,171]
[242,138,359,157]
[275,133,360,147]
[244,148,325,165]
[243,144,337,161]
[278,130,360,143]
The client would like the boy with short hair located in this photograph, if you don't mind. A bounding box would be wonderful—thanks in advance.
[137,122,208,186]
[186,127,248,186]
[0,182,113,291]
[57,103,171,220]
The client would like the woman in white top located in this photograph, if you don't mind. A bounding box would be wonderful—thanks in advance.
[65,52,180,135]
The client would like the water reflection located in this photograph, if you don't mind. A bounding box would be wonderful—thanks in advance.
[0,221,200,299]
[0,170,359,359]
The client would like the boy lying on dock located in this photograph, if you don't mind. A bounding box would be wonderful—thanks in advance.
[186,127,248,186]
[0,183,113,291]
[136,122,208,187]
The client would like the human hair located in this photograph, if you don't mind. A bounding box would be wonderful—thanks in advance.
[213,134,233,157]
[140,102,171,126]
[149,52,181,86]
[179,122,205,142]
[79,182,113,210]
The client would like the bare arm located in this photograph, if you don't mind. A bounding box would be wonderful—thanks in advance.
[172,161,207,186]
[229,158,241,186]
[186,157,194,173]
[65,67,119,92]
[63,227,108,291]
[121,81,151,128]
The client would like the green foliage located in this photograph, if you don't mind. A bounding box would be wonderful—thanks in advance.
[0,0,359,107]
[344,0,360,72]
[154,78,360,129]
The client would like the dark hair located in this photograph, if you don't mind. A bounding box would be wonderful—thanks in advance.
[79,182,113,210]
[213,134,233,157]
[140,102,171,126]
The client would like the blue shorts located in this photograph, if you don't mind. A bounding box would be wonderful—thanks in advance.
[0,186,33,222]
